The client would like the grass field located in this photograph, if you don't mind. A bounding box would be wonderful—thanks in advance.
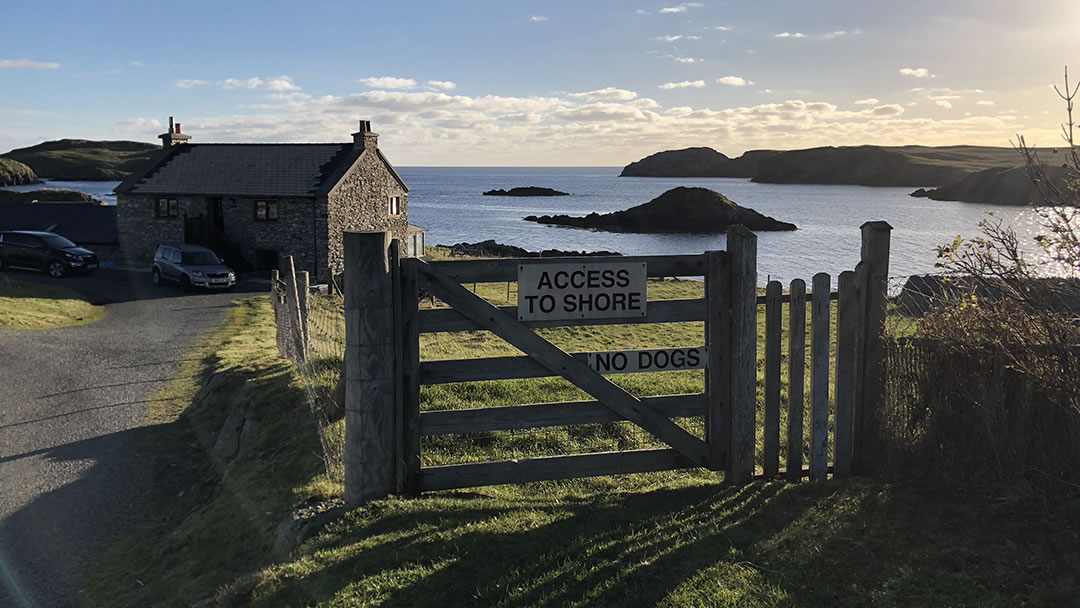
[0,280,105,328]
[83,270,1080,607]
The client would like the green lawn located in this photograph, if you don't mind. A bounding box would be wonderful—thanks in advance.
[0,280,105,328]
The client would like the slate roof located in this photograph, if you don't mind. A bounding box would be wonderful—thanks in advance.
[114,144,408,197]
[0,203,118,244]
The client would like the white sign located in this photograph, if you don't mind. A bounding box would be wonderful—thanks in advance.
[517,262,647,321]
[582,346,708,374]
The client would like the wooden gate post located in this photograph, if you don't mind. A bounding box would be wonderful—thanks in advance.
[343,231,398,507]
[704,250,730,471]
[727,225,757,485]
[297,269,310,349]
[852,221,892,476]
[282,256,306,363]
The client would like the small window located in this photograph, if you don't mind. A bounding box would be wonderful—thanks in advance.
[388,196,401,216]
[255,200,279,221]
[155,198,179,218]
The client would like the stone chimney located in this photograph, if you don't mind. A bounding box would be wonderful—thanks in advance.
[159,116,191,148]
[351,120,378,151]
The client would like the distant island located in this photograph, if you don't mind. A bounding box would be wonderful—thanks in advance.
[0,157,40,186]
[2,139,158,181]
[436,240,620,258]
[525,186,796,233]
[483,186,569,196]
[618,145,1068,204]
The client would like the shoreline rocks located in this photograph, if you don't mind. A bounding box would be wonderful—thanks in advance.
[524,186,796,233]
[482,186,569,197]
[436,239,620,258]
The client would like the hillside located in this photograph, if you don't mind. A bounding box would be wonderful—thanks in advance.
[0,157,40,186]
[621,144,1031,188]
[524,186,796,232]
[2,139,158,180]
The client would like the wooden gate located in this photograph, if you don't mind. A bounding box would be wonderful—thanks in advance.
[340,224,891,506]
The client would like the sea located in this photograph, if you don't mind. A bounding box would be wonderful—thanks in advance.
[3,169,1046,285]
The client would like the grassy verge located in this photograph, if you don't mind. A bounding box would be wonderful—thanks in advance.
[0,280,105,328]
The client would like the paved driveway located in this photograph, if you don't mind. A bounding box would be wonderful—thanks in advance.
[0,269,266,607]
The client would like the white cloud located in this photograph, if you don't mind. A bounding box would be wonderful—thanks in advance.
[0,58,59,69]
[899,67,934,78]
[854,98,879,105]
[426,80,457,90]
[716,76,753,86]
[530,15,548,22]
[936,100,953,109]
[659,80,706,89]
[222,75,301,91]
[659,2,703,13]
[129,61,144,67]
[358,76,416,89]
[927,94,960,100]
[774,32,806,38]
[870,104,904,116]
[175,79,210,88]
[568,87,638,101]
[670,56,703,63]
[116,117,162,130]
[976,100,995,106]
[710,25,732,31]
[636,9,650,15]
[822,28,860,39]
[657,34,699,41]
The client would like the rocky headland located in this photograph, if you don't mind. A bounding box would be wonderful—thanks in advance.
[908,164,1070,205]
[0,157,40,186]
[0,188,99,204]
[524,186,796,233]
[482,186,569,196]
[437,240,620,258]
[619,147,779,178]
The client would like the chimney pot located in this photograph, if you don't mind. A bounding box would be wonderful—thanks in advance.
[169,116,175,134]
[176,123,182,134]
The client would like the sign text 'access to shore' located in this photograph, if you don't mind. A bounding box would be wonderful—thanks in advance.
[517,262,647,321]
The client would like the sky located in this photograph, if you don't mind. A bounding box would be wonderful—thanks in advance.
[1,0,1079,165]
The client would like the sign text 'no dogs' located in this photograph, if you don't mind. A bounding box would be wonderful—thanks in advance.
[517,262,648,321]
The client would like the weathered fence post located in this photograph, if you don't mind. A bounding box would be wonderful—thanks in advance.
[834,270,858,478]
[271,269,285,358]
[344,231,398,507]
[852,221,892,476]
[763,280,782,478]
[399,257,422,495]
[297,269,310,349]
[704,249,730,471]
[282,256,306,363]
[786,278,806,482]
[727,225,757,485]
[809,272,831,481]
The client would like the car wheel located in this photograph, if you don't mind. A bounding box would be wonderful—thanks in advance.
[47,261,66,278]
[152,268,162,286]
[180,274,192,292]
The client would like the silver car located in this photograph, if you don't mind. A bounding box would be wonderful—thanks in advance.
[151,243,236,290]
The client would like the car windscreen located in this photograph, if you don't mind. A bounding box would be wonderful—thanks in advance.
[181,251,220,265]
[40,234,77,249]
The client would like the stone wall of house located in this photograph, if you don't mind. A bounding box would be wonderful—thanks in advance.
[326,150,409,282]
[219,196,321,277]
[116,194,189,264]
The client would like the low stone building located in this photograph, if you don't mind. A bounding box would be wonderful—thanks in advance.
[114,118,421,282]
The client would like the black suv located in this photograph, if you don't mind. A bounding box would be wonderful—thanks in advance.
[0,230,98,277]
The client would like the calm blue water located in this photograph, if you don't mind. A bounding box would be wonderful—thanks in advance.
[4,179,119,205]
[4,169,1042,284]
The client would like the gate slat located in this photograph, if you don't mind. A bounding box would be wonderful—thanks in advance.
[420,298,705,333]
[810,272,831,481]
[400,258,422,495]
[419,448,695,491]
[421,393,705,435]
[417,261,711,467]
[834,270,857,478]
[786,279,806,482]
[764,280,782,477]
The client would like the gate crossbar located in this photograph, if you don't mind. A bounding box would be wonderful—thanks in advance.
[416,260,711,467]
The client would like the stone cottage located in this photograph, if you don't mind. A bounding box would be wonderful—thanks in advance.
[114,118,424,282]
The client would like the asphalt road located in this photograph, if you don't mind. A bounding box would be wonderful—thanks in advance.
[0,269,266,607]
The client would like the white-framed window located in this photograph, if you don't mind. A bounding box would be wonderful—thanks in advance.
[388,195,401,216]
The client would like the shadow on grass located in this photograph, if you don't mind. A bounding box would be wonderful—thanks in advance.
[246,478,1080,608]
